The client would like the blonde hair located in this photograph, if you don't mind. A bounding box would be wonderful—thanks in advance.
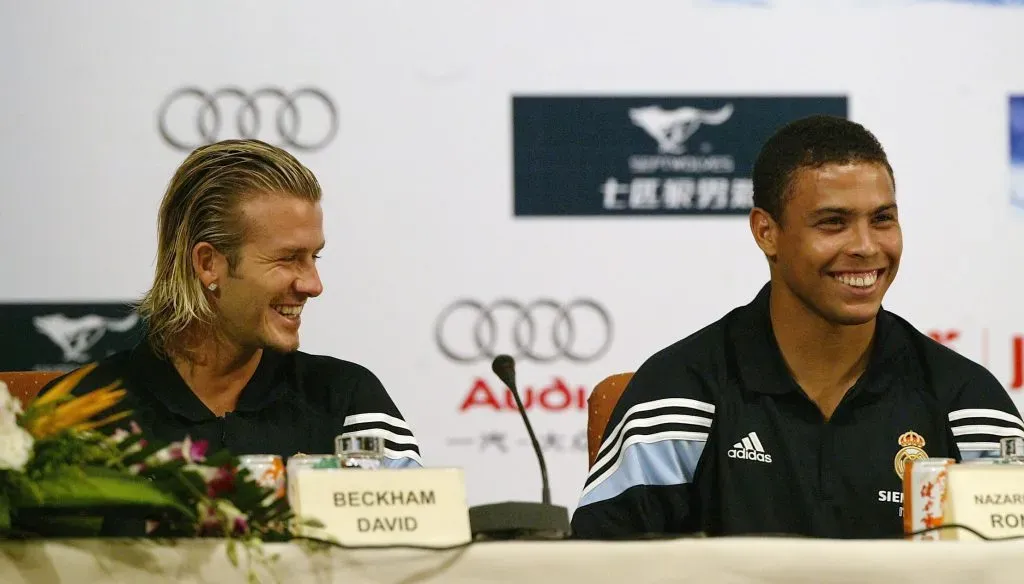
[138,139,321,358]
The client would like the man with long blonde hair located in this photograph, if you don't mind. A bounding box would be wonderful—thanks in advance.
[44,139,421,468]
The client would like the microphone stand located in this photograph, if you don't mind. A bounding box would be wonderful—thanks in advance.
[467,355,571,540]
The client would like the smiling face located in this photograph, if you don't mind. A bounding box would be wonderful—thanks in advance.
[752,161,902,326]
[212,192,325,353]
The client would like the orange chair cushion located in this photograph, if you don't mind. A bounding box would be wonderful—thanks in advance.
[0,371,65,407]
[586,372,634,468]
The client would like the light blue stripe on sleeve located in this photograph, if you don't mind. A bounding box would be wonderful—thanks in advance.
[383,456,422,469]
[578,437,705,508]
[381,450,423,468]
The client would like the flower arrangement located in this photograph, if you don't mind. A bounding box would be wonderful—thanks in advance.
[0,364,304,581]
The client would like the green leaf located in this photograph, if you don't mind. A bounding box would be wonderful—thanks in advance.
[0,491,10,531]
[26,466,191,516]
[204,450,236,467]
[12,514,105,537]
[227,538,239,567]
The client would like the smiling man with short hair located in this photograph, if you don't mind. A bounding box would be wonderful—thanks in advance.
[572,116,1024,539]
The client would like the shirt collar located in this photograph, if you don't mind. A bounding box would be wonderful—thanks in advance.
[730,282,909,396]
[129,339,289,422]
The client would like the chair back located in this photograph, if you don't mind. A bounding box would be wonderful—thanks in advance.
[0,371,65,407]
[586,372,634,468]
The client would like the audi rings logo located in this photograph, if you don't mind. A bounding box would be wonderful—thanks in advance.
[157,86,338,152]
[434,299,613,364]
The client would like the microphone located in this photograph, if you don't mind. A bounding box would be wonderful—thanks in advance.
[467,355,571,540]
[492,354,551,504]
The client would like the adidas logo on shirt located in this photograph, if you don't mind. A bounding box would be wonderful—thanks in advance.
[728,431,773,464]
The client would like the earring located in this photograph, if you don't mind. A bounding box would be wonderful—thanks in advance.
[207,283,218,291]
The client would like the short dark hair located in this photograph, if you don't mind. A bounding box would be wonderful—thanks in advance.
[752,115,894,222]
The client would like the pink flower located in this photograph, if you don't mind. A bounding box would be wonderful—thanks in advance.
[165,444,183,461]
[195,500,248,537]
[164,436,209,464]
[206,466,236,498]
[178,436,208,463]
[129,422,147,448]
[110,423,148,460]
[187,438,208,462]
[197,503,222,536]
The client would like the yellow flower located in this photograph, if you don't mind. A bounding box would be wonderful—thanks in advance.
[24,364,132,439]
[30,362,98,408]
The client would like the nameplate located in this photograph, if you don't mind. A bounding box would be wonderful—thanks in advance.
[940,463,1024,540]
[291,467,472,547]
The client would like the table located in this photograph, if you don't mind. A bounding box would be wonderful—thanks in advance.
[3,536,1024,583]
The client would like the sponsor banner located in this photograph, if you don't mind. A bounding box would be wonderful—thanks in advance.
[433,298,613,365]
[157,86,339,153]
[1012,95,1024,211]
[512,96,848,216]
[0,303,145,372]
[925,327,1023,391]
[434,296,611,501]
[446,429,590,456]
[917,1,1024,5]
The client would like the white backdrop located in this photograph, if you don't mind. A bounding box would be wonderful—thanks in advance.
[2,0,1024,513]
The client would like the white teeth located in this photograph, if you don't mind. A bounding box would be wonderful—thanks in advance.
[833,271,878,288]
[274,305,302,317]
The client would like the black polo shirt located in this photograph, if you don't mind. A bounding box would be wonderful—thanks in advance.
[43,339,421,468]
[572,283,1024,539]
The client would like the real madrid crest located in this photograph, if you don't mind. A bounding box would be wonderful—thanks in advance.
[894,430,928,480]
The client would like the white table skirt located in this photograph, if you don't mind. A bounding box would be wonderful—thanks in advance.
[3,536,1024,583]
